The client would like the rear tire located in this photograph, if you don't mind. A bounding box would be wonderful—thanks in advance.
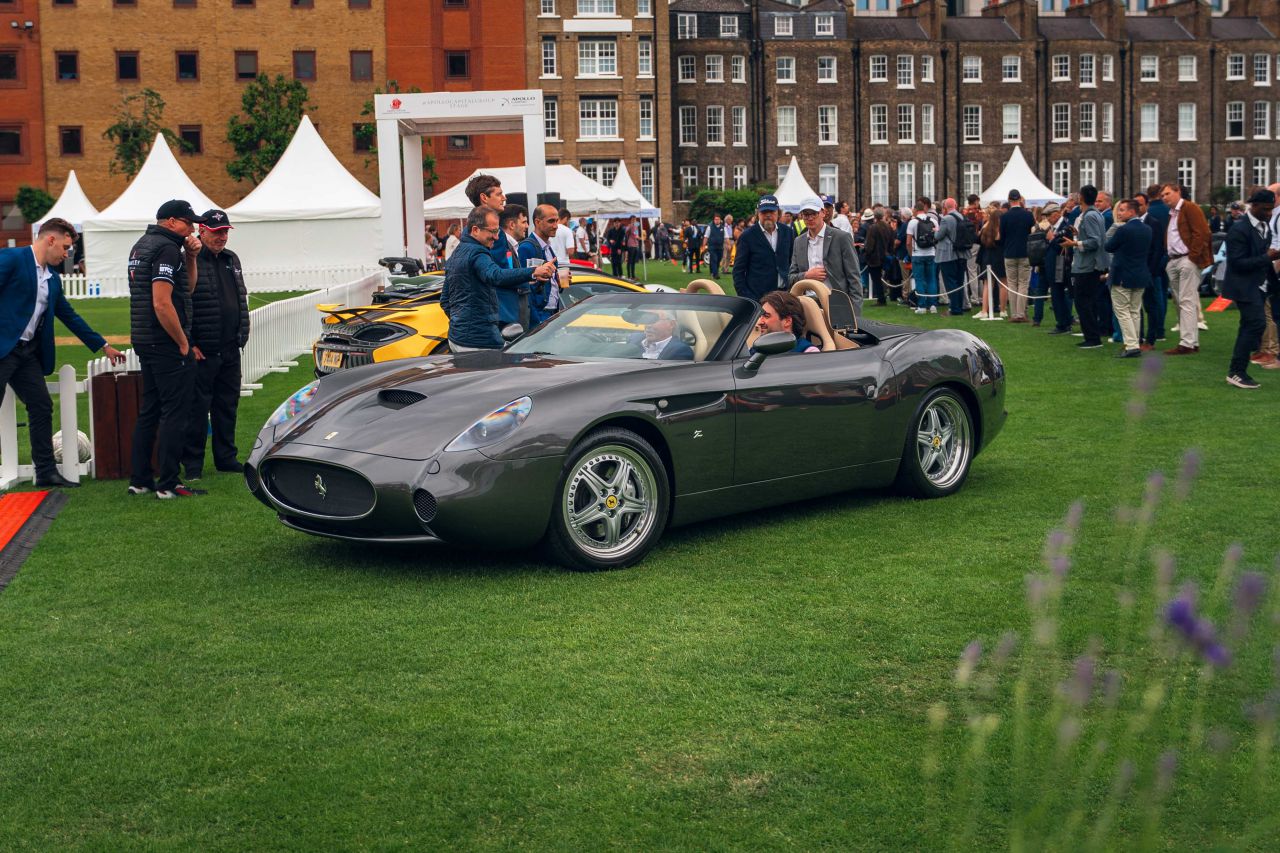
[895,387,974,499]
[545,428,670,571]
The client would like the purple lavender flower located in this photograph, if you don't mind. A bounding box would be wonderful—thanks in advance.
[1050,555,1071,579]
[1058,716,1082,748]
[1156,750,1178,793]
[1175,448,1201,499]
[955,640,982,686]
[1066,655,1096,706]
[1026,574,1048,609]
[1165,584,1233,668]
[994,631,1018,666]
[1135,353,1164,394]
[1234,572,1267,617]
[1166,587,1198,634]
[1101,669,1122,707]
[1064,501,1084,532]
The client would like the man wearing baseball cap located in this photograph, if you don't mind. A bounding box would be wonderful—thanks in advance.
[182,209,250,478]
[788,195,864,316]
[127,199,208,499]
[732,194,794,302]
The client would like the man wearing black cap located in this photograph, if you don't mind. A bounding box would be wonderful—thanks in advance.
[182,209,250,478]
[732,194,793,302]
[1222,189,1280,389]
[127,199,207,498]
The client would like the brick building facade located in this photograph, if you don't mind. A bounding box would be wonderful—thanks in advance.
[1,0,47,245]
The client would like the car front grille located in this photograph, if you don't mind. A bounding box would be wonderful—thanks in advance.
[413,488,438,523]
[262,459,376,518]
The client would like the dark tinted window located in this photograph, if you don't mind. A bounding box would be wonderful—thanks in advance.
[235,51,257,80]
[350,50,372,81]
[60,126,83,155]
[353,124,371,152]
[117,52,139,81]
[349,0,370,7]
[445,51,469,78]
[0,51,18,81]
[179,125,202,154]
[293,51,315,80]
[176,51,198,80]
[56,52,78,81]
[0,126,22,157]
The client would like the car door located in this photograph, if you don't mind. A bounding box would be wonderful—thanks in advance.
[730,347,883,485]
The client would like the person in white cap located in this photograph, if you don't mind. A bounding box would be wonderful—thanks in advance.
[787,195,863,316]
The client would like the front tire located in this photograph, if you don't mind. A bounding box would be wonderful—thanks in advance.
[546,428,670,571]
[895,387,974,499]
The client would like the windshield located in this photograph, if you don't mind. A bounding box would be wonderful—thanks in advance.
[507,297,740,362]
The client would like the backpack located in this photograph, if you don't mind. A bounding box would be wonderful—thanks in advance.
[1026,230,1049,267]
[913,216,937,249]
[951,212,977,253]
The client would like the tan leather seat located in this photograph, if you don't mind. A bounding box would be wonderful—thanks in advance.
[795,296,836,351]
[682,279,725,295]
[676,309,729,361]
[789,280,859,350]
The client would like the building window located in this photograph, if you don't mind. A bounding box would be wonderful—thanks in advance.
[818,56,836,82]
[637,39,652,76]
[1102,102,1114,142]
[707,106,724,145]
[1176,158,1194,200]
[1139,55,1158,82]
[636,0,650,14]
[1139,103,1158,141]
[638,97,653,139]
[921,55,934,83]
[1178,55,1197,82]
[291,0,313,7]
[116,51,139,81]
[962,56,981,83]
[641,162,655,203]
[774,16,792,38]
[579,161,616,185]
[231,0,255,6]
[55,52,80,82]
[176,51,199,81]
[1140,159,1159,191]
[818,163,838,198]
[815,13,834,37]
[707,165,725,190]
[896,104,914,143]
[0,50,17,83]
[59,126,83,156]
[178,124,202,154]
[732,165,747,190]
[577,39,616,77]
[293,50,315,81]
[1002,55,1020,82]
[540,0,555,14]
[1080,54,1095,87]
[679,106,696,146]
[678,56,694,83]
[1225,157,1243,197]
[1255,54,1272,86]
[921,104,934,144]
[1101,160,1114,195]
[542,38,557,77]
[776,57,795,84]
[1078,159,1096,188]
[819,105,838,145]
[536,98,557,143]
[1178,103,1196,141]
[776,106,796,146]
[1255,101,1271,138]
[1052,54,1070,81]
[1101,54,1114,81]
[578,97,618,139]
[235,51,258,81]
[731,56,745,82]
[897,162,915,212]
[1227,54,1245,80]
[349,50,373,82]
[352,124,371,152]
[1002,104,1020,143]
[680,166,697,192]
[1051,161,1070,197]
[921,161,935,201]
[1078,102,1095,141]
[869,55,887,83]
[1052,103,1070,142]
[871,162,889,207]
[963,105,981,143]
[870,104,888,144]
[705,55,723,82]
[1253,157,1270,187]
[962,162,982,198]
[676,13,696,39]
[732,106,745,145]
[896,55,913,88]
[1226,101,1244,139]
[440,51,468,79]
[720,15,737,38]
[576,0,615,14]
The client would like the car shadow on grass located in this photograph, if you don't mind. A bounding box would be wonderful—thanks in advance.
[299,537,563,581]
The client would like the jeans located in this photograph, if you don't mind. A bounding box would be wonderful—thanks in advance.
[1230,300,1267,376]
[183,348,243,475]
[1141,273,1168,344]
[912,255,938,309]
[941,259,965,314]
[868,266,885,303]
[0,340,57,476]
[131,345,195,492]
[1072,271,1106,345]
[708,250,723,279]
[1030,268,1047,324]
[1050,272,1074,331]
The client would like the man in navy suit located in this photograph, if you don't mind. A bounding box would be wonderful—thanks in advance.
[626,309,693,360]
[0,218,124,486]
[732,195,793,302]
[1222,188,1280,389]
[1103,199,1152,359]
[1137,188,1170,350]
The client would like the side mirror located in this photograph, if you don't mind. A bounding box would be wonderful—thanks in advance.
[500,323,525,343]
[745,331,796,372]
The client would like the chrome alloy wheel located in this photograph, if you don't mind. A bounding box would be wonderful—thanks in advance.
[563,444,659,561]
[915,394,972,491]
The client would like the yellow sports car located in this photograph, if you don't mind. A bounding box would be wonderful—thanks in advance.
[312,268,661,376]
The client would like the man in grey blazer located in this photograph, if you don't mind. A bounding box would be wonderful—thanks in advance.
[789,195,864,317]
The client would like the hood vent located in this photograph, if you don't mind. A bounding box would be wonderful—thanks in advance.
[378,389,427,409]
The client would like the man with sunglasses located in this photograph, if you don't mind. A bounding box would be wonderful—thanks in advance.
[127,199,208,499]
[788,195,864,317]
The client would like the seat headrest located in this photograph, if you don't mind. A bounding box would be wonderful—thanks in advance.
[683,279,725,295]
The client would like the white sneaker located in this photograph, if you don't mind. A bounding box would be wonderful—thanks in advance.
[1197,321,1209,331]
[1170,324,1179,332]
[928,306,938,314]
[972,311,990,319]
[913,307,928,314]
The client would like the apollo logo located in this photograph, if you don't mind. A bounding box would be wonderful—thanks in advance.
[391,98,402,110]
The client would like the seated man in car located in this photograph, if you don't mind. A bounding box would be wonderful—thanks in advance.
[757,291,820,353]
[627,309,694,360]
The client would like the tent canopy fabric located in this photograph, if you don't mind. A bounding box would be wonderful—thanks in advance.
[422,164,641,220]
[979,146,1065,207]
[596,161,660,220]
[82,134,220,232]
[227,116,380,222]
[773,156,820,213]
[34,170,98,236]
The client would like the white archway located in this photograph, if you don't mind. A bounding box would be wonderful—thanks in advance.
[375,90,547,262]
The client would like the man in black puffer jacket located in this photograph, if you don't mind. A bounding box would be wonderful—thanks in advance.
[182,209,250,479]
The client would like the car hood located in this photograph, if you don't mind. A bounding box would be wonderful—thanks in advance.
[324,294,441,326]
[278,351,669,460]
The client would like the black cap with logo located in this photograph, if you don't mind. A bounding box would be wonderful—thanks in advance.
[201,209,233,230]
[155,199,209,224]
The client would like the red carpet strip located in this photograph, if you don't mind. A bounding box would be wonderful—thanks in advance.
[0,491,68,592]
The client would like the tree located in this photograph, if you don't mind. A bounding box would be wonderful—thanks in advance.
[1208,185,1238,207]
[15,186,55,224]
[102,89,181,179]
[355,81,439,195]
[689,188,763,223]
[226,74,313,184]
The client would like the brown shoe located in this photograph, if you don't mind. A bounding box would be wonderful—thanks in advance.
[1139,343,1154,352]
[1010,317,1029,324]
[1165,345,1197,355]
[1250,353,1277,367]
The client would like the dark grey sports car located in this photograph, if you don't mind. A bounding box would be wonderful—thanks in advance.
[245,292,1006,570]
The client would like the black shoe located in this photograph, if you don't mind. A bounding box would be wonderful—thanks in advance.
[184,468,203,482]
[156,484,208,499]
[215,461,245,474]
[1226,373,1260,389]
[1047,328,1070,335]
[34,471,80,488]
[1116,348,1142,359]
[1077,341,1103,349]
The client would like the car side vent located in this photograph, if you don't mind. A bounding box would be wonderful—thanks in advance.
[413,489,438,523]
[378,389,427,409]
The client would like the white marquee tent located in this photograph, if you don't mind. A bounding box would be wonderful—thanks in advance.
[226,115,382,271]
[979,146,1065,207]
[33,170,98,239]
[422,164,640,220]
[773,156,821,213]
[82,135,220,281]
[597,161,659,220]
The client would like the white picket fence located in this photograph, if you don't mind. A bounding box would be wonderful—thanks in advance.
[61,264,382,298]
[0,270,385,490]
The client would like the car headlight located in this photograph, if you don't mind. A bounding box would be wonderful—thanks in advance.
[265,381,319,431]
[445,397,532,452]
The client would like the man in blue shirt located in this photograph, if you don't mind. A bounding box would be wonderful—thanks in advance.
[1000,190,1036,323]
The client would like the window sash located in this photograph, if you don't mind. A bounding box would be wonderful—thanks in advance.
[962,56,981,82]
[963,106,981,142]
[1140,104,1158,141]
[577,39,616,76]
[676,14,696,39]
[1003,104,1021,142]
[818,57,836,82]
[776,107,796,146]
[1002,56,1020,82]
[706,106,724,144]
[897,55,913,88]
[1078,102,1095,141]
[578,98,618,138]
[679,106,697,145]
[719,16,737,38]
[897,103,914,143]
[921,104,934,144]
[544,99,558,139]
[870,105,888,143]
[705,55,723,82]
[869,55,887,82]
[819,105,838,144]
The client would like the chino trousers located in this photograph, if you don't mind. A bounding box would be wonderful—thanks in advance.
[1166,257,1201,348]
[1005,257,1031,320]
[1111,286,1145,351]
[131,345,195,492]
[0,341,57,477]
[183,348,243,476]
[1259,297,1277,356]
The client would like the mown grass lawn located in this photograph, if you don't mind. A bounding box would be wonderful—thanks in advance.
[0,267,1276,849]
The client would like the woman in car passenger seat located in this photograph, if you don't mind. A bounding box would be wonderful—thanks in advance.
[757,292,820,353]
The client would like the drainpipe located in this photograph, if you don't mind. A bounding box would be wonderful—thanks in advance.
[853,42,863,201]
[1120,41,1130,195]
[1208,45,1216,199]
[939,45,949,196]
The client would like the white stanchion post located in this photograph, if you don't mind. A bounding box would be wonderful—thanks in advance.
[980,265,1003,321]
[0,390,18,489]
[57,364,80,483]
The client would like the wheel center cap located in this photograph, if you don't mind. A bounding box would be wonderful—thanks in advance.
[932,435,942,449]
[604,495,619,510]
